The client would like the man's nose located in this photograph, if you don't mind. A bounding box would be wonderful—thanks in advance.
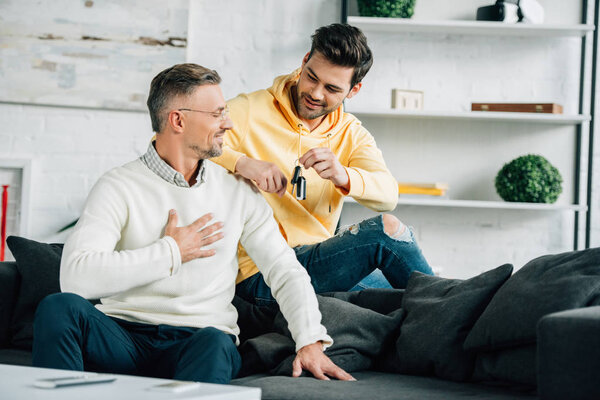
[309,85,325,101]
[221,116,234,130]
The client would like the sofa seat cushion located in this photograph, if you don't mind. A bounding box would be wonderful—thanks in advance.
[464,247,600,352]
[0,348,32,366]
[6,236,63,349]
[232,371,536,400]
[396,264,513,381]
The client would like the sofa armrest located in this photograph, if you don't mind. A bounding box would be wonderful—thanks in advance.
[0,262,20,347]
[537,306,600,400]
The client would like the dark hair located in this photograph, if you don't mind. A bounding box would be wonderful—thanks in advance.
[147,63,221,133]
[307,23,373,87]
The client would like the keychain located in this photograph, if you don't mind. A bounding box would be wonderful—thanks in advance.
[291,163,306,200]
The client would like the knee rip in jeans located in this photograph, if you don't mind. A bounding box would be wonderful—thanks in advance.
[385,223,413,243]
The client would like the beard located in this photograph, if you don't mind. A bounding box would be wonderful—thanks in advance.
[190,131,224,159]
[190,145,222,159]
[293,87,341,121]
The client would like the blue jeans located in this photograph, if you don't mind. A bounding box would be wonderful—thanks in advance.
[32,293,241,383]
[236,215,432,305]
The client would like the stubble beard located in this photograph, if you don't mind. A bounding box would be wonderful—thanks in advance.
[294,90,340,122]
[190,132,224,159]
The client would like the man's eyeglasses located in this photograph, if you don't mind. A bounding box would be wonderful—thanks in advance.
[178,106,230,121]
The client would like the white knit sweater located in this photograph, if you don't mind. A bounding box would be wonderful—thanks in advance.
[60,159,332,351]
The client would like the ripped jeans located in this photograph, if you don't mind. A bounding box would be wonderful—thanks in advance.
[235,215,433,306]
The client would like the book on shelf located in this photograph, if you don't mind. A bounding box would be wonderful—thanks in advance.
[471,103,563,114]
[397,182,448,196]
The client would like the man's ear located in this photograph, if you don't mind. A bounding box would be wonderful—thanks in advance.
[346,82,362,100]
[167,110,185,133]
[301,52,310,68]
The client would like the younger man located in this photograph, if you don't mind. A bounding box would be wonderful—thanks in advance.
[213,24,433,304]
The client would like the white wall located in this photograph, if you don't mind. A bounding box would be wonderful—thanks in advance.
[0,0,598,277]
[0,0,187,250]
[187,0,599,277]
[187,0,340,99]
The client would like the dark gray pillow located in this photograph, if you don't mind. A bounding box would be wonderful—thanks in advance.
[464,248,600,352]
[6,236,63,349]
[239,295,403,377]
[396,264,513,381]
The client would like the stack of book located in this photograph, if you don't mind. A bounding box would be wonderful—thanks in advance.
[397,182,448,197]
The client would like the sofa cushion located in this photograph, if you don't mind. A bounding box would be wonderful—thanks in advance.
[0,348,32,366]
[0,262,20,347]
[464,247,600,352]
[233,371,537,400]
[238,295,403,377]
[6,236,63,349]
[396,264,513,381]
[320,288,404,315]
[471,345,536,386]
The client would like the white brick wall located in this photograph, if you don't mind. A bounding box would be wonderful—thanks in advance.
[0,0,598,277]
[0,103,152,241]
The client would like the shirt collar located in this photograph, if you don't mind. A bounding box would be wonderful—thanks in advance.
[140,141,206,188]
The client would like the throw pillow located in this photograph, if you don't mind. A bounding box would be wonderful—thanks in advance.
[464,247,600,352]
[6,236,63,349]
[396,264,513,381]
[239,294,404,377]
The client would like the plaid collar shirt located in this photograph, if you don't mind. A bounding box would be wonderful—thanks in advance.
[140,141,206,188]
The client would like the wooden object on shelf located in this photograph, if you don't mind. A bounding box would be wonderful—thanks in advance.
[471,103,563,114]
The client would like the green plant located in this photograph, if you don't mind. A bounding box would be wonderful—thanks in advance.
[495,154,563,203]
[357,0,416,18]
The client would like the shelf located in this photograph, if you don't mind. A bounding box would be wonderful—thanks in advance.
[344,197,587,212]
[347,16,595,37]
[346,108,591,125]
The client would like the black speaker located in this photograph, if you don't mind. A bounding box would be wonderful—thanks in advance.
[476,0,520,22]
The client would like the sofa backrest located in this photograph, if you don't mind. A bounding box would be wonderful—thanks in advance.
[0,262,20,347]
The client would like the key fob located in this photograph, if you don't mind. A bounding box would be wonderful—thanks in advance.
[291,165,302,184]
[295,176,306,200]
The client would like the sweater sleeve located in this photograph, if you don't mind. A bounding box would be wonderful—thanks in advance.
[211,94,250,173]
[238,185,333,352]
[60,172,180,299]
[340,124,398,212]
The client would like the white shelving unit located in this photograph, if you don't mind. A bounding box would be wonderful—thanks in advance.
[345,108,591,125]
[341,1,596,248]
[347,16,594,37]
[344,197,587,212]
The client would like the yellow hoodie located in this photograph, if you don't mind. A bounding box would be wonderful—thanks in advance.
[213,69,398,283]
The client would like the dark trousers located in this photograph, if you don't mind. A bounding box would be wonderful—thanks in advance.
[32,293,241,384]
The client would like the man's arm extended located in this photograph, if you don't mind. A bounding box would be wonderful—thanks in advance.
[238,184,354,380]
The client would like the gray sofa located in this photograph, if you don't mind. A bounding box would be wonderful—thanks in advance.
[1,238,600,400]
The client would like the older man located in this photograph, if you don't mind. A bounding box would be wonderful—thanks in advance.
[32,63,353,383]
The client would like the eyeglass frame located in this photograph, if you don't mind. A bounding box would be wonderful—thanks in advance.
[177,106,230,121]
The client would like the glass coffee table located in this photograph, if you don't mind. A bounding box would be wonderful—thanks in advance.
[1,363,261,399]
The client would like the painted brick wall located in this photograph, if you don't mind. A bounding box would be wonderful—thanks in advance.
[0,0,598,277]
[0,103,152,242]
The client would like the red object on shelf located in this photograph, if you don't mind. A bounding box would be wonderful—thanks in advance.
[1,185,8,262]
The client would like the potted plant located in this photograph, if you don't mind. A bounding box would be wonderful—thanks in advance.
[495,154,563,203]
[357,0,416,18]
